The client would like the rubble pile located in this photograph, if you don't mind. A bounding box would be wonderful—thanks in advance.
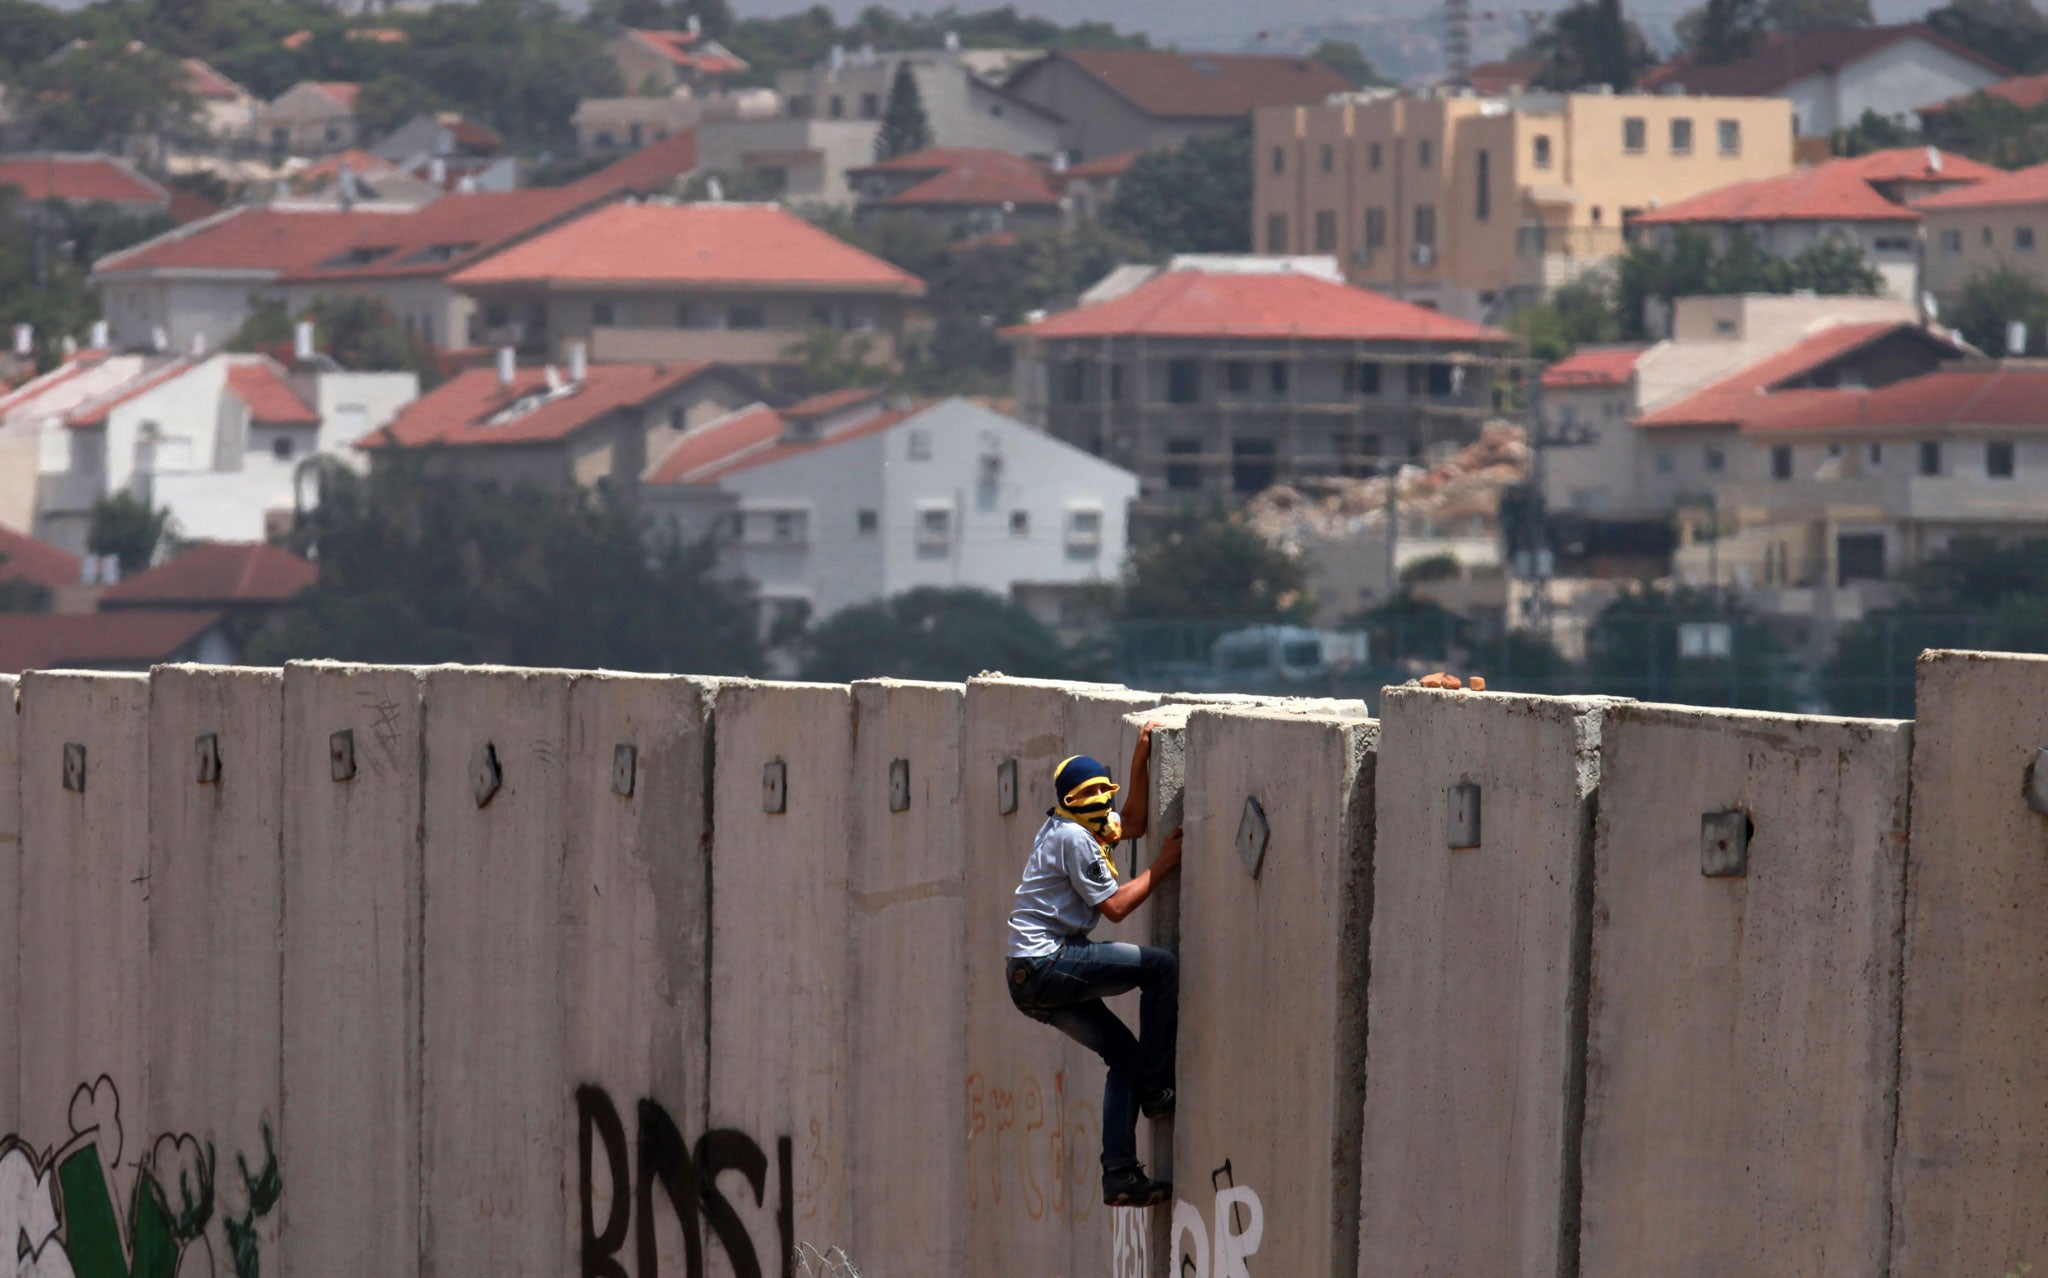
[1244,423,1530,552]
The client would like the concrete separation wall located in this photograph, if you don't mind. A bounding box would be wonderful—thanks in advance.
[10,659,2048,1278]
[1577,703,1911,1277]
[1179,704,1375,1278]
[1892,651,2048,1275]
[1360,689,1609,1276]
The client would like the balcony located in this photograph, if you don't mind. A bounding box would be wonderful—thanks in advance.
[588,326,898,368]
[1515,225,1628,289]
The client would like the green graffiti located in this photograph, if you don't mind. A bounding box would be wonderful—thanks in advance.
[225,1122,282,1278]
[54,1139,178,1278]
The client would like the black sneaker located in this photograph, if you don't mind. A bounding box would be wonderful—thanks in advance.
[1139,1085,1175,1119]
[1102,1165,1172,1207]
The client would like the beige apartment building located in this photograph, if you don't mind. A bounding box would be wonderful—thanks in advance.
[1253,89,1795,322]
[1915,161,2048,312]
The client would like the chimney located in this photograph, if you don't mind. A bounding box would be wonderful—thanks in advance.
[12,324,30,357]
[2009,319,2027,356]
[294,319,316,363]
[687,12,701,35]
[496,345,516,388]
[1927,144,1942,174]
[568,340,587,383]
[337,160,357,209]
[544,364,563,392]
[60,335,77,358]
[190,332,209,357]
[429,156,447,186]
[944,29,959,51]
[150,326,169,352]
[829,44,844,74]
[90,320,109,349]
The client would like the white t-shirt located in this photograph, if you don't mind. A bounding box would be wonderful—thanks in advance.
[1006,816,1119,959]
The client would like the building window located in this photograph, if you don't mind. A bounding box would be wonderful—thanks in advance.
[1364,207,1386,249]
[2019,226,2037,251]
[1771,445,1793,480]
[592,301,615,326]
[857,508,879,534]
[1320,143,1334,172]
[1065,505,1103,554]
[788,94,812,117]
[1655,449,1674,474]
[1010,509,1031,536]
[908,428,933,460]
[675,303,695,327]
[1623,116,1646,152]
[1984,226,1994,245]
[1704,444,1723,472]
[1058,360,1087,403]
[1266,213,1288,253]
[1532,134,1552,168]
[1369,141,1382,170]
[1314,209,1338,251]
[1352,361,1381,394]
[271,435,295,460]
[1269,361,1289,396]
[1167,358,1201,404]
[1232,438,1276,494]
[1272,145,1286,175]
[1867,443,1883,466]
[1941,228,1963,252]
[1988,439,2016,477]
[770,510,807,544]
[727,303,765,329]
[1414,204,1437,248]
[1427,363,1455,396]
[860,92,879,119]
[829,95,844,119]
[1166,438,1202,491]
[1475,149,1490,222]
[1418,139,1433,168]
[1671,117,1694,154]
[1872,235,1913,252]
[1224,361,1253,396]
[1718,119,1741,154]
[1838,533,1885,583]
[1919,441,1942,475]
[916,505,952,547]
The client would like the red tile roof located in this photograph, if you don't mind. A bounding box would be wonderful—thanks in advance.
[166,186,220,225]
[0,351,112,416]
[626,28,749,75]
[851,147,1062,208]
[567,128,700,198]
[1466,59,1542,93]
[786,386,888,420]
[1913,159,2048,210]
[1062,150,1140,180]
[694,405,916,481]
[1836,145,2002,185]
[312,81,361,110]
[1641,24,2010,97]
[101,541,316,606]
[226,360,318,425]
[0,523,82,590]
[448,202,925,295]
[367,360,721,448]
[0,611,223,674]
[1007,269,1511,344]
[1633,158,1922,225]
[1634,321,1964,428]
[1013,49,1352,120]
[95,205,410,277]
[644,402,785,484]
[182,57,247,101]
[0,156,168,206]
[1541,345,1650,389]
[1739,363,2048,433]
[1926,69,2048,112]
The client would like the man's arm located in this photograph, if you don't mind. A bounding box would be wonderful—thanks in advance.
[1118,721,1160,844]
[1098,827,1182,924]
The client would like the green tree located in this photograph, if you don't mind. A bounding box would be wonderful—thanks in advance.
[1102,123,1252,257]
[353,71,448,141]
[0,0,79,75]
[256,463,763,671]
[19,39,198,150]
[1761,0,1873,32]
[1927,0,2048,75]
[1831,107,1918,156]
[801,586,1071,681]
[0,554,55,614]
[720,5,1147,89]
[781,326,883,395]
[1948,264,2048,355]
[1787,238,1884,294]
[873,61,934,161]
[1586,585,1792,708]
[307,296,443,384]
[1527,0,1653,91]
[88,493,174,574]
[1310,38,1388,87]
[1615,228,1880,337]
[585,0,734,38]
[1125,507,1311,622]
[1923,92,2048,167]
[1674,0,1766,65]
[1506,277,1621,362]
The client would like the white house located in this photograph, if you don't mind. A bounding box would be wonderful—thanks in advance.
[644,391,1137,642]
[33,350,416,551]
[1641,24,2009,146]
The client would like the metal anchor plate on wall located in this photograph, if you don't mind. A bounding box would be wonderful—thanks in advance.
[472,742,502,809]
[763,760,787,813]
[1446,782,1482,849]
[996,758,1018,815]
[1236,795,1270,878]
[612,744,637,798]
[1701,810,1751,877]
[330,729,357,782]
[889,758,911,812]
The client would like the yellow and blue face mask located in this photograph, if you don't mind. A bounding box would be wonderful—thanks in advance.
[1051,754,1123,875]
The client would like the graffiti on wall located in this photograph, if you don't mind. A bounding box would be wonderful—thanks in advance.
[963,1068,1099,1228]
[1170,1161,1263,1278]
[1110,1206,1149,1278]
[0,1076,283,1278]
[575,1084,794,1278]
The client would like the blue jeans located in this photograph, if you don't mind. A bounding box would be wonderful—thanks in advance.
[1007,939,1178,1174]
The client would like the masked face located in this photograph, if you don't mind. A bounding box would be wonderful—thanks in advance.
[1056,775,1121,843]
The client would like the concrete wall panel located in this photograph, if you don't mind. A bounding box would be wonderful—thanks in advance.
[1178,705,1374,1278]
[0,675,17,1133]
[1578,704,1911,1277]
[1893,651,2048,1275]
[562,673,714,1275]
[147,665,286,1262]
[962,675,1121,1276]
[1360,689,1609,1276]
[420,667,571,1275]
[847,679,966,1274]
[708,681,854,1272]
[15,672,151,1149]
[280,661,424,1278]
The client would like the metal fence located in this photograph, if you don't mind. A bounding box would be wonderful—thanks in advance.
[1107,614,2014,720]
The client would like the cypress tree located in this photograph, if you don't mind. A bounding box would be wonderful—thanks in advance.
[874,62,934,161]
